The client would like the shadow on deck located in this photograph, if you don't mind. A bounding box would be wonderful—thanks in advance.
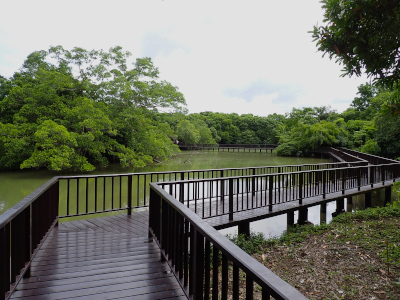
[10,211,185,300]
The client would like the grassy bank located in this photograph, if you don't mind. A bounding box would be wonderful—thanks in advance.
[228,200,400,299]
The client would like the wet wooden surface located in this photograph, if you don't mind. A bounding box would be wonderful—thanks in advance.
[9,211,186,300]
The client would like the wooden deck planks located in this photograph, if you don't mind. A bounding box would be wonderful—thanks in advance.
[10,210,185,300]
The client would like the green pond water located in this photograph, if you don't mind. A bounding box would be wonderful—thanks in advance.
[0,150,328,215]
[0,150,392,237]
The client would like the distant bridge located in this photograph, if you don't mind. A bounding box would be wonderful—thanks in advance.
[178,143,278,153]
[1,147,399,299]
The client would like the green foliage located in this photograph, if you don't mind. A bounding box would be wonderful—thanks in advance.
[332,206,400,224]
[227,231,268,254]
[360,139,381,155]
[311,0,400,87]
[175,120,200,144]
[0,46,184,171]
[345,119,376,149]
[276,117,347,156]
[374,109,400,159]
[351,83,379,112]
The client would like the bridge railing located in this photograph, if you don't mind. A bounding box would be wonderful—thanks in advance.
[339,147,400,165]
[159,163,400,221]
[322,147,368,163]
[0,177,59,299]
[180,143,278,148]
[149,182,308,300]
[56,161,366,218]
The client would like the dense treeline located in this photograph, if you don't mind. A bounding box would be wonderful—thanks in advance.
[1,46,399,172]
[156,82,400,160]
[154,112,283,146]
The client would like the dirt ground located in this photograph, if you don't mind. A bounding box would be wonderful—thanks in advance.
[253,222,400,300]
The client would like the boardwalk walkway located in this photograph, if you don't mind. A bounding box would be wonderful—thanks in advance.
[9,211,185,300]
[196,180,394,229]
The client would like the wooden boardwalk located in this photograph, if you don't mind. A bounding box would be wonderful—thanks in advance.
[187,180,394,229]
[9,211,186,300]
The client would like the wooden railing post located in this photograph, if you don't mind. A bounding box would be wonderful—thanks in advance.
[370,166,374,187]
[179,182,185,204]
[252,168,256,197]
[194,229,204,300]
[342,168,346,195]
[268,176,273,211]
[229,178,234,221]
[299,172,303,205]
[322,171,326,199]
[127,175,132,215]
[0,224,10,299]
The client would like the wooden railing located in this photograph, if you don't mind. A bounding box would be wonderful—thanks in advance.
[149,182,308,300]
[0,178,59,299]
[339,147,400,165]
[159,163,400,221]
[322,147,368,163]
[57,161,365,218]
[179,143,277,148]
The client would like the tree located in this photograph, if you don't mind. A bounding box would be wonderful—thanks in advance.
[175,120,200,144]
[311,0,400,87]
[0,46,184,171]
[276,119,348,156]
[351,83,379,112]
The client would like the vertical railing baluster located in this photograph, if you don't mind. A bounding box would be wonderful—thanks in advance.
[229,178,233,221]
[299,172,303,205]
[103,177,106,211]
[269,176,273,211]
[119,176,122,209]
[127,175,132,215]
[0,224,10,299]
[136,175,140,206]
[212,246,219,300]
[204,240,211,300]
[111,177,114,210]
[144,175,147,206]
[94,178,98,212]
[233,265,239,300]
[246,274,254,300]
[262,287,271,299]
[342,168,346,194]
[66,179,70,216]
[184,219,189,289]
[77,178,80,215]
[221,255,228,300]
[86,178,89,214]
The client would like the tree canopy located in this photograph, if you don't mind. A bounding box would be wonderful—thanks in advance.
[0,46,185,171]
[311,0,400,87]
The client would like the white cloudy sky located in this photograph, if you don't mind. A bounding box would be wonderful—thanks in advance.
[0,0,369,117]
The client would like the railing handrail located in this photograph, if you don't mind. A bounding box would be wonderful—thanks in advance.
[324,147,368,163]
[150,182,308,299]
[339,147,400,164]
[55,160,365,180]
[157,162,398,185]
